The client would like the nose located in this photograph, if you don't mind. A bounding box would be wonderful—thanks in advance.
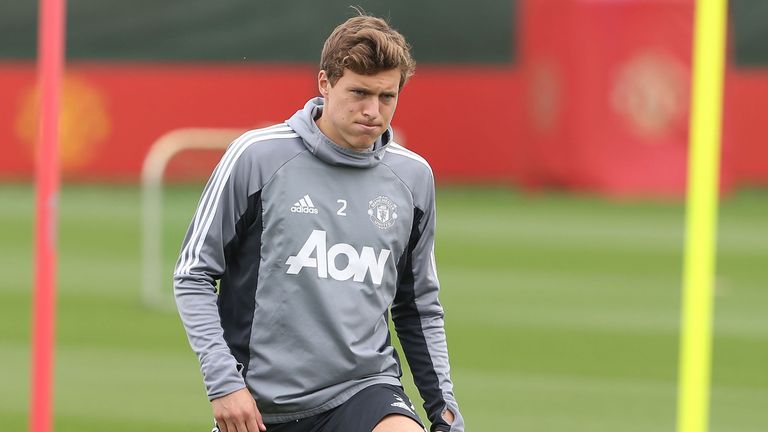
[361,97,379,119]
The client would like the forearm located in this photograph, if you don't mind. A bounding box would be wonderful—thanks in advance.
[174,273,246,400]
[395,310,463,431]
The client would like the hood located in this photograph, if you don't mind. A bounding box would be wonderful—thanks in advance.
[286,97,392,168]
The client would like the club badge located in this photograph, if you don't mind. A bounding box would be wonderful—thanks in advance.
[368,196,398,230]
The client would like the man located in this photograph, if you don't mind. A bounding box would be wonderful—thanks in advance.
[174,12,463,432]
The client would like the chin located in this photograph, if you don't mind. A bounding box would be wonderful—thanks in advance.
[350,141,375,151]
[345,136,377,150]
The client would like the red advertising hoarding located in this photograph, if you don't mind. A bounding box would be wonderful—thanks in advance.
[521,0,710,196]
[0,63,523,183]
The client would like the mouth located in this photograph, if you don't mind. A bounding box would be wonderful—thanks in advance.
[355,122,381,133]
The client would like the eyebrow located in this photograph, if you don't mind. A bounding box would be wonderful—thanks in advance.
[350,87,398,98]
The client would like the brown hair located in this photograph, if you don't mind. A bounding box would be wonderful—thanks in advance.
[320,12,416,89]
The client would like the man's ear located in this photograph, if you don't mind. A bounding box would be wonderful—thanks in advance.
[318,70,330,97]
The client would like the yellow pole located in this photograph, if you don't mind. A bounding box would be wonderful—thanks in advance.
[677,1,727,432]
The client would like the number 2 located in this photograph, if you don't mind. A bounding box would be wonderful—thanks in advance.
[336,199,347,216]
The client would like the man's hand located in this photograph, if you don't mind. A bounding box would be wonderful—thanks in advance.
[212,388,267,432]
[442,408,455,424]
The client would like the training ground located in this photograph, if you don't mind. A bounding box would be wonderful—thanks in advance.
[2,184,766,430]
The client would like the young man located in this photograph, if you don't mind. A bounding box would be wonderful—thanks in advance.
[174,13,463,432]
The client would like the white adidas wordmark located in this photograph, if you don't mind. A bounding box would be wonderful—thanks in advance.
[290,194,318,214]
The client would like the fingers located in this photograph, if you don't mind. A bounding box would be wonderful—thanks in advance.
[218,416,262,432]
[231,419,247,432]
[244,416,260,432]
[217,409,266,432]
[212,389,266,432]
[252,398,267,432]
[220,418,252,432]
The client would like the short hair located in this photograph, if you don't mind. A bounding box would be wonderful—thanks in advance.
[320,13,416,90]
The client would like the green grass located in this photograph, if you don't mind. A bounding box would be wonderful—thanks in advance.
[1,184,766,430]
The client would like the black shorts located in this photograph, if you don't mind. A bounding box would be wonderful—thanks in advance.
[213,384,425,432]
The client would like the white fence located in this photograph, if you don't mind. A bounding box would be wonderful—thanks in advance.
[140,128,244,309]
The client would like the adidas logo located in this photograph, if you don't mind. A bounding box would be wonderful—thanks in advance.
[290,194,319,214]
[390,394,416,415]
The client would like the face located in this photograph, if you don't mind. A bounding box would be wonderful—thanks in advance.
[316,68,401,151]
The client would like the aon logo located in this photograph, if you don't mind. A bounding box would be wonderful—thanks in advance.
[286,230,391,285]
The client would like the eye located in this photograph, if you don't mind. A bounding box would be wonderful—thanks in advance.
[352,89,366,96]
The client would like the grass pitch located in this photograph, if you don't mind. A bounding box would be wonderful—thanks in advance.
[1,184,766,430]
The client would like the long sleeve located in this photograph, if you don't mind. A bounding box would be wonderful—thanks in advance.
[172,132,264,401]
[173,125,301,401]
[392,176,464,432]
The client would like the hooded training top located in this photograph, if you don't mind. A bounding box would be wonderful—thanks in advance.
[173,97,463,431]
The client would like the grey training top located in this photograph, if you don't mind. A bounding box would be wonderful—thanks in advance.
[173,97,463,431]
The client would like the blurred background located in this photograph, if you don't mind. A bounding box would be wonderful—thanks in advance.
[1,0,766,430]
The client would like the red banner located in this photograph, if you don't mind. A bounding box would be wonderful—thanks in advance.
[518,0,768,194]
[724,69,768,186]
[521,0,700,196]
[0,62,523,183]
[1,59,766,191]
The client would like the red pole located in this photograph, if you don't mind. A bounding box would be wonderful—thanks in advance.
[30,0,66,431]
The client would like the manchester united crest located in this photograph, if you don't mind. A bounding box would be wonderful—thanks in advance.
[368,196,398,230]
